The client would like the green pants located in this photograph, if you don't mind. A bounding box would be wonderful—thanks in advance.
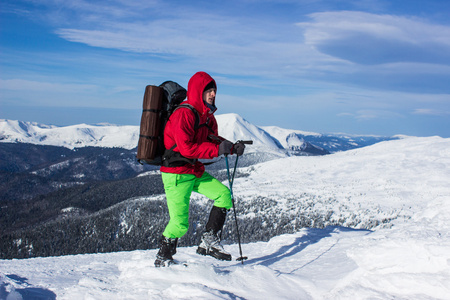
[161,172,232,239]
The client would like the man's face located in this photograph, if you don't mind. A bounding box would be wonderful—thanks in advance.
[203,88,216,105]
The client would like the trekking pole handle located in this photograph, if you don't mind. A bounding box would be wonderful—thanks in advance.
[236,140,253,145]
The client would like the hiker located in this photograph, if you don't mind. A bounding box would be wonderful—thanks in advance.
[154,71,245,267]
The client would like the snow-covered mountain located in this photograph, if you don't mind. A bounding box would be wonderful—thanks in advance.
[0,116,394,155]
[0,116,278,151]
[1,135,449,299]
[0,119,140,150]
[216,113,283,153]
[262,124,395,153]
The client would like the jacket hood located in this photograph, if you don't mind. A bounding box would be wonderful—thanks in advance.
[186,72,217,116]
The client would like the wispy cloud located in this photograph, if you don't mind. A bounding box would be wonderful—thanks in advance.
[26,0,160,25]
[412,108,450,116]
[298,11,450,65]
[54,12,320,83]
[0,79,97,92]
[337,109,404,121]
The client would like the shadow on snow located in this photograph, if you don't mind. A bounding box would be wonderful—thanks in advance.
[1,274,56,300]
[243,226,371,269]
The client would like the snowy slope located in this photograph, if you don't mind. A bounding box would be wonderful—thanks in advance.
[1,136,449,299]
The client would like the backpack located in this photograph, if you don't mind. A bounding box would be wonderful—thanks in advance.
[136,81,208,166]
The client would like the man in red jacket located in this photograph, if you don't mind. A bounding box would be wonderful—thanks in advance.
[155,71,245,267]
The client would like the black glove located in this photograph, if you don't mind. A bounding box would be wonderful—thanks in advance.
[232,142,245,156]
[218,140,233,156]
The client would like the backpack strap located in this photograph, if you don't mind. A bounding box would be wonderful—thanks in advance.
[177,103,215,132]
[138,107,163,141]
[142,108,161,113]
[178,104,200,130]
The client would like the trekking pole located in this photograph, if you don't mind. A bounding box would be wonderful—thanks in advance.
[225,140,252,264]
[225,155,247,264]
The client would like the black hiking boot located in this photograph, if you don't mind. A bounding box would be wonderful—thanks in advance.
[196,231,232,261]
[154,236,178,267]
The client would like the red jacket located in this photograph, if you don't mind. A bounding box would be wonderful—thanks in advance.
[160,72,223,177]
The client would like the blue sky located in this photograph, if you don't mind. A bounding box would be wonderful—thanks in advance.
[1,0,450,137]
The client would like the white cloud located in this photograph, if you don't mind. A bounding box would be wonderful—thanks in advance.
[354,109,404,121]
[412,108,450,116]
[337,112,354,117]
[298,11,450,65]
[0,79,97,92]
[54,13,322,81]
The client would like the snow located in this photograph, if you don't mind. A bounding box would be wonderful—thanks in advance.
[0,119,140,150]
[215,114,282,154]
[1,135,450,299]
[261,125,321,149]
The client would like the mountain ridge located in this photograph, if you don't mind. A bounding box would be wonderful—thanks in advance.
[0,115,396,155]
